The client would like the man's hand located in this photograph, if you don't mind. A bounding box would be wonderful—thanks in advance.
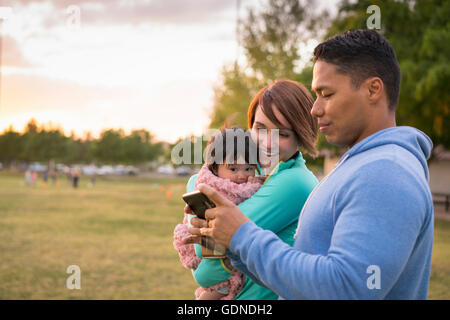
[184,183,250,248]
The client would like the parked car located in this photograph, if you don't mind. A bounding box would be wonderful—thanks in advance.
[29,162,48,172]
[113,165,127,175]
[176,166,191,176]
[125,166,139,176]
[97,165,114,176]
[157,165,175,175]
[81,165,98,176]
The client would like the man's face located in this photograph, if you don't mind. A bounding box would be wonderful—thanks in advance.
[311,60,371,148]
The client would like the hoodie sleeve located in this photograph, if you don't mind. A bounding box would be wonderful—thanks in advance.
[229,160,431,299]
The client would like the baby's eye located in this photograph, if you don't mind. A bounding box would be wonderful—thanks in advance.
[229,167,238,172]
[245,167,253,172]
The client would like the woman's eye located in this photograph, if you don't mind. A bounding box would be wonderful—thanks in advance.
[323,93,333,99]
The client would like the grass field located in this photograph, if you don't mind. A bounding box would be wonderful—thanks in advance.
[0,171,449,299]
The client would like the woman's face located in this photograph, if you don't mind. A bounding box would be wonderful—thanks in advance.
[251,105,299,163]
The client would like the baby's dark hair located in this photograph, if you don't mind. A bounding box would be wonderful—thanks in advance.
[206,126,260,176]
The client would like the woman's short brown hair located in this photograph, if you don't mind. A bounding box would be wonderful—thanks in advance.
[247,79,318,157]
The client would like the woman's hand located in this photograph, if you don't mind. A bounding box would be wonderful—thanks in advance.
[185,184,250,248]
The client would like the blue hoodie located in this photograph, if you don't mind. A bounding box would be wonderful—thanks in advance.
[229,126,434,299]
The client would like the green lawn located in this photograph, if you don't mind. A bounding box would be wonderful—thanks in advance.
[0,171,198,299]
[0,171,449,299]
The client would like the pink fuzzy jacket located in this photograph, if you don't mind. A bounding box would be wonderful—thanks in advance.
[173,164,262,300]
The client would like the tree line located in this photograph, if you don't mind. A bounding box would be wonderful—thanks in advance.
[0,118,165,167]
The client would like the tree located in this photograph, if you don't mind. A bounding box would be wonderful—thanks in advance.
[209,0,322,129]
[209,63,259,129]
[241,0,318,81]
[92,129,125,164]
[0,126,22,166]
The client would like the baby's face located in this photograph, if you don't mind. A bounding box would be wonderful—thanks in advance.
[216,163,256,184]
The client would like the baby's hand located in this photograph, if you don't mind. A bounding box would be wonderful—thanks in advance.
[247,176,267,184]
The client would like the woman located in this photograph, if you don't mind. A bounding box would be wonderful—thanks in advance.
[185,79,318,299]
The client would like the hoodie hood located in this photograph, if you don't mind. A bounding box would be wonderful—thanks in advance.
[337,126,433,178]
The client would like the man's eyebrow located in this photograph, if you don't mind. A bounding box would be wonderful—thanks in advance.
[312,86,328,94]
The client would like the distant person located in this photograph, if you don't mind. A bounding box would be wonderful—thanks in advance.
[43,170,49,184]
[31,171,38,188]
[50,170,58,186]
[90,172,96,187]
[72,166,81,188]
[25,169,32,187]
[65,167,72,186]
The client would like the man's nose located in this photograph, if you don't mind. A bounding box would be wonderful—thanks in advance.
[311,100,324,118]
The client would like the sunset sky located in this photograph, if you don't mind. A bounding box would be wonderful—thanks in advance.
[0,0,334,143]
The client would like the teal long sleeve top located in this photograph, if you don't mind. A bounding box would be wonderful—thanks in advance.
[185,151,318,300]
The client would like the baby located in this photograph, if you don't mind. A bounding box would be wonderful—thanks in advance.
[173,127,264,300]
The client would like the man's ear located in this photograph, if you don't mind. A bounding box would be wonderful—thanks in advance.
[365,77,384,105]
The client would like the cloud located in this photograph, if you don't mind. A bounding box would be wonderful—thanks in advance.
[1,36,33,67]
[0,73,135,115]
[0,73,213,142]
[2,0,236,26]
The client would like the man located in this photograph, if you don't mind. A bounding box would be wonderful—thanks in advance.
[187,29,434,299]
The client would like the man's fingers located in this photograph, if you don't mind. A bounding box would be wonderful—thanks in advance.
[188,226,213,238]
[204,207,219,221]
[198,183,234,207]
[182,235,202,245]
[190,217,208,228]
[200,227,213,238]
[188,227,202,236]
[184,205,193,214]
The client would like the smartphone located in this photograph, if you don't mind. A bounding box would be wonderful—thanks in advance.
[182,190,216,220]
[181,190,225,258]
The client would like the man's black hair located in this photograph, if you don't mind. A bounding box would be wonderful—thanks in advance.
[313,29,401,110]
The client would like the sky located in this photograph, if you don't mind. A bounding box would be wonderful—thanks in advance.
[0,0,337,143]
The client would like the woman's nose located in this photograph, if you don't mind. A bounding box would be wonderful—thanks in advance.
[259,129,271,149]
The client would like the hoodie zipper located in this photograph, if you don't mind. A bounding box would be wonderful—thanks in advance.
[294,154,350,238]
